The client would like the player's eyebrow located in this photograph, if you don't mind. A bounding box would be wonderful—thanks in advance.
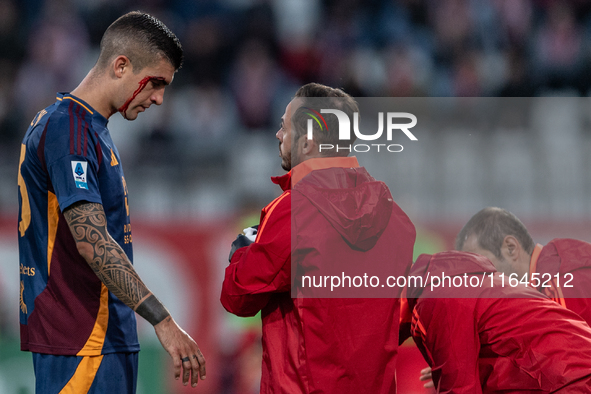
[149,76,169,86]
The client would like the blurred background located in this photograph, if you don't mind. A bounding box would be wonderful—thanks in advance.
[2,0,591,393]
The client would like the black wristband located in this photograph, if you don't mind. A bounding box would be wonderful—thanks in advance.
[135,294,170,326]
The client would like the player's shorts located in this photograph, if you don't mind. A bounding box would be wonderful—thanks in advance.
[32,351,138,394]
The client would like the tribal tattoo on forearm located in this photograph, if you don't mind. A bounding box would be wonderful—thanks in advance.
[64,202,169,325]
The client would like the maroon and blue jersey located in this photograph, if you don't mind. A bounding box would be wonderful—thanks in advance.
[17,93,139,355]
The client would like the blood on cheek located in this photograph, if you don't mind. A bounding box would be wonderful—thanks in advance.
[118,76,166,118]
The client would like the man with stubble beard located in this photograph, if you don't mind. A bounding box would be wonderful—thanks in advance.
[221,83,416,393]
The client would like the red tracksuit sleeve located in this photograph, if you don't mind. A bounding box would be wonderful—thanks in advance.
[418,298,482,394]
[221,193,291,317]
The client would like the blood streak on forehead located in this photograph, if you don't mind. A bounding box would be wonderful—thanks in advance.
[118,76,166,119]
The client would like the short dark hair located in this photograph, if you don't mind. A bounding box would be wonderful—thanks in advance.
[292,83,358,157]
[456,207,535,258]
[97,11,183,72]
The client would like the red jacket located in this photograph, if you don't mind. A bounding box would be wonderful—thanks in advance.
[407,251,591,393]
[221,157,416,393]
[531,238,591,325]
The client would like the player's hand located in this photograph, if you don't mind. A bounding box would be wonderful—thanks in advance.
[420,366,434,388]
[154,316,206,387]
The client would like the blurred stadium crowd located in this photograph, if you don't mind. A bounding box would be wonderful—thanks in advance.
[1,0,591,220]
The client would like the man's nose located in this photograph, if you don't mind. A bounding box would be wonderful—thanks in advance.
[151,90,164,106]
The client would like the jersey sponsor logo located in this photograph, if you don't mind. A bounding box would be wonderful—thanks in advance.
[71,161,89,189]
[124,218,132,244]
[20,263,35,276]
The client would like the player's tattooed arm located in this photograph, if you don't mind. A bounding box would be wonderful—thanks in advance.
[64,201,169,326]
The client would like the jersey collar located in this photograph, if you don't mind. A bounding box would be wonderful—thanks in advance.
[57,92,108,128]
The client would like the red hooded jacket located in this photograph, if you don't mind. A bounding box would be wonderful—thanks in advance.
[407,251,591,393]
[221,157,416,393]
[531,238,591,325]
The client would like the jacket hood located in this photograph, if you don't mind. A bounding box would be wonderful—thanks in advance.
[293,166,393,251]
[548,238,591,273]
[407,251,497,299]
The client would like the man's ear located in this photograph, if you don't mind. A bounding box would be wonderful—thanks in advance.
[502,235,531,277]
[300,135,317,156]
[501,235,521,262]
[112,56,132,79]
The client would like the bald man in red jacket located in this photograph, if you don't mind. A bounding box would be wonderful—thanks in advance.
[457,207,591,325]
[407,251,591,393]
[418,207,591,388]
